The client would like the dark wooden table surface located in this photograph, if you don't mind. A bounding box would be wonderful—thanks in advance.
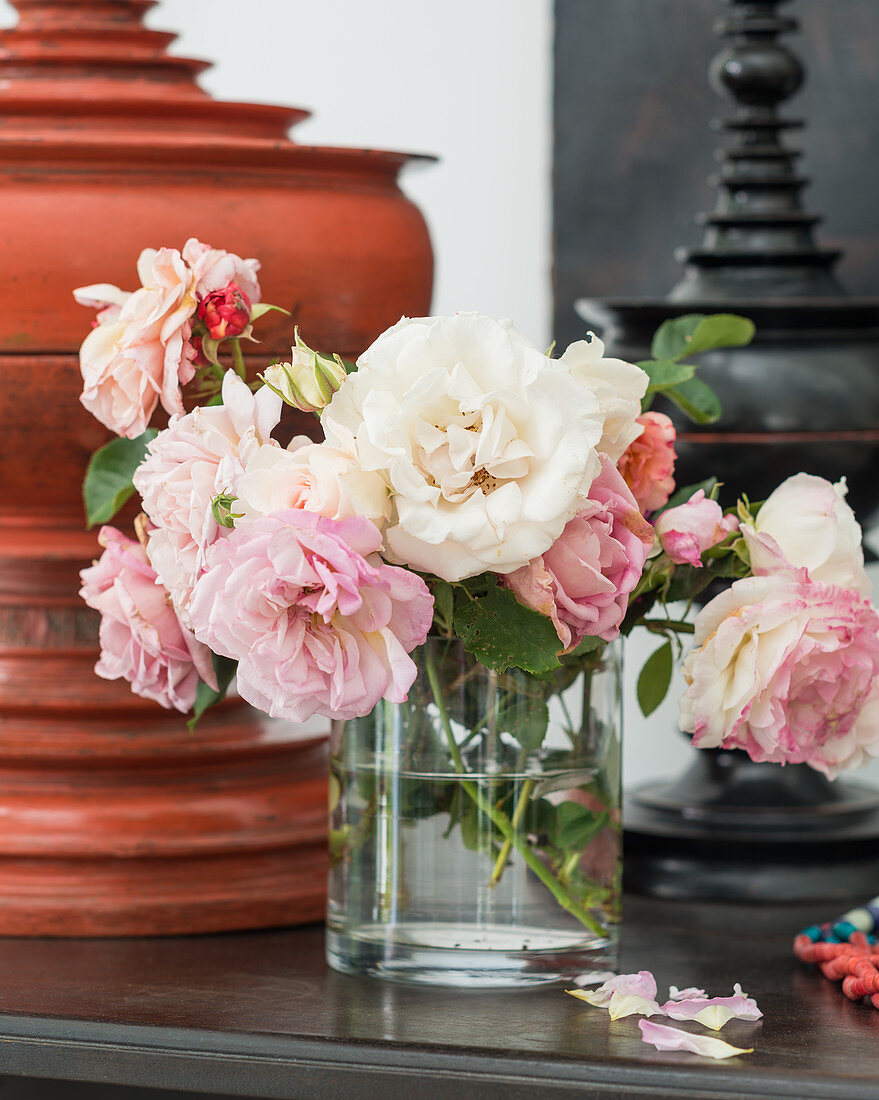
[0,895,875,1100]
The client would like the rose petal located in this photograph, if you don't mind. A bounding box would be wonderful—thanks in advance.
[662,984,762,1029]
[668,986,706,1001]
[567,970,662,1017]
[638,1020,753,1059]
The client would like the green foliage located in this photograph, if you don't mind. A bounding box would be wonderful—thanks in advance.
[650,313,755,363]
[453,578,562,674]
[188,654,238,731]
[662,376,722,424]
[637,640,673,717]
[82,430,157,528]
[637,359,696,394]
[553,803,610,851]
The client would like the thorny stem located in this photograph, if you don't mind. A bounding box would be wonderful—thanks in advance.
[423,648,605,938]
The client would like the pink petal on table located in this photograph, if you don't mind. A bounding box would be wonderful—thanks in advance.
[661,983,762,1030]
[567,971,663,1019]
[668,986,706,1000]
[566,970,657,1008]
[639,1019,753,1059]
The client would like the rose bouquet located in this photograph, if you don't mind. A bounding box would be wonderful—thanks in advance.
[74,238,879,983]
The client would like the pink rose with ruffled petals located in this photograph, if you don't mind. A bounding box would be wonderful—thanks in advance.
[79,527,216,713]
[655,489,738,567]
[75,246,198,434]
[189,510,434,722]
[680,572,879,777]
[182,237,261,306]
[505,456,654,649]
[617,412,677,513]
[133,371,281,624]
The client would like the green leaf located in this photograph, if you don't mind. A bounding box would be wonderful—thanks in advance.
[554,803,610,851]
[636,360,696,393]
[460,799,492,853]
[497,693,550,755]
[188,654,238,731]
[453,582,562,674]
[637,640,673,717]
[664,376,722,424]
[249,303,290,321]
[650,313,755,363]
[82,430,157,528]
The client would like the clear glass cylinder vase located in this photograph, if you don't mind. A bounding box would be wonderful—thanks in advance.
[326,637,622,986]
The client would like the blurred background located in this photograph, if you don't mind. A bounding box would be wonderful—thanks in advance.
[2,0,877,793]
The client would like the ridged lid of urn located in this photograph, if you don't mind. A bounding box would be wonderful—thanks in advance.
[0,0,434,355]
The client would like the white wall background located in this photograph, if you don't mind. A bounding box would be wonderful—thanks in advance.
[3,0,876,793]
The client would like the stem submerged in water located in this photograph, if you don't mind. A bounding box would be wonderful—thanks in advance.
[424,648,605,939]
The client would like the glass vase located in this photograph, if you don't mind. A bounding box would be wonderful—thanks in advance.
[326,637,622,987]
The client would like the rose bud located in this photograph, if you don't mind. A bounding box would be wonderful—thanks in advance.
[196,282,252,340]
[261,328,348,413]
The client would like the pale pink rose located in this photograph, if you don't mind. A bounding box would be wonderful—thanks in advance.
[505,456,654,649]
[616,412,677,513]
[133,371,281,624]
[742,473,869,596]
[235,440,391,530]
[680,572,879,777]
[189,510,434,722]
[182,237,261,306]
[130,246,200,417]
[79,526,216,713]
[77,317,165,439]
[655,490,739,567]
[75,247,198,434]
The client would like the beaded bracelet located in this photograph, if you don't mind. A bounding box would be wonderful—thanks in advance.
[794,897,879,1006]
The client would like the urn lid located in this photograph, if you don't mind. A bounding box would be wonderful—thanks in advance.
[0,0,434,355]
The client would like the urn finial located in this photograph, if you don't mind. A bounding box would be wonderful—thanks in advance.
[670,0,844,301]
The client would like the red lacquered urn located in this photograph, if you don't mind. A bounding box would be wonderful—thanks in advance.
[0,0,433,935]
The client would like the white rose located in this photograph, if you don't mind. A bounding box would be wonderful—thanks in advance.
[236,439,391,529]
[559,333,648,462]
[741,473,869,595]
[321,313,606,582]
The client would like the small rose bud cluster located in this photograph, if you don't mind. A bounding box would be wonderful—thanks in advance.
[262,328,348,413]
[196,282,252,341]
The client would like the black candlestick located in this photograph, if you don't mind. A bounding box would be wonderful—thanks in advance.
[577,0,879,902]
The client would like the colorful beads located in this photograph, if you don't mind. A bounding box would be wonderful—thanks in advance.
[794,898,879,1008]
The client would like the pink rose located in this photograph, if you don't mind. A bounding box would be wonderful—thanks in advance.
[505,456,654,649]
[741,473,869,595]
[182,237,261,306]
[189,510,434,722]
[77,316,166,439]
[617,412,677,513]
[655,490,738,567]
[196,282,252,340]
[680,572,879,778]
[75,247,197,434]
[79,526,216,712]
[133,371,281,624]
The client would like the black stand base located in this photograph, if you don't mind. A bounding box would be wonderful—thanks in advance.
[624,749,879,902]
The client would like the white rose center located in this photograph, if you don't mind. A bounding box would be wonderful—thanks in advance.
[409,387,534,504]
